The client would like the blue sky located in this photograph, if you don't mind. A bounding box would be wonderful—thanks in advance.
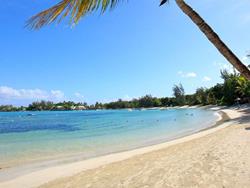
[0,0,250,106]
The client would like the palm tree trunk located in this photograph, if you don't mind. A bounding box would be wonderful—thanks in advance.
[175,0,250,80]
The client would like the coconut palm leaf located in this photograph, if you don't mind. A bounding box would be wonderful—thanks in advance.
[27,0,133,29]
[160,0,168,6]
[27,0,169,29]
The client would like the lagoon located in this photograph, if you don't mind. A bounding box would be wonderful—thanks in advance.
[0,108,218,171]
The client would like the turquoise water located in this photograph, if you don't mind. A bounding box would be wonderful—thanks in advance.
[0,108,218,168]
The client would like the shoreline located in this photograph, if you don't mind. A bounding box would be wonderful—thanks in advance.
[0,107,244,188]
[0,107,221,180]
[0,107,219,175]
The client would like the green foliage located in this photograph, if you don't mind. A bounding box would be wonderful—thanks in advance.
[27,101,54,111]
[195,87,208,105]
[0,105,19,112]
[104,95,162,109]
[237,76,250,99]
[172,84,185,105]
[186,70,249,106]
[24,101,87,111]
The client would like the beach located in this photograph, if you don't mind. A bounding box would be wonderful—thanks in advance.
[2,0,250,187]
[0,106,249,188]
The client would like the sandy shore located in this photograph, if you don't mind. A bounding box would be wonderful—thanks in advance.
[1,107,249,188]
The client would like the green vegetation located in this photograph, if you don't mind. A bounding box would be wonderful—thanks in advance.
[0,105,26,112]
[26,101,88,111]
[172,84,185,105]
[0,70,249,112]
[104,70,250,109]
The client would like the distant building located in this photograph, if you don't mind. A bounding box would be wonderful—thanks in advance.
[55,106,64,110]
[75,106,86,110]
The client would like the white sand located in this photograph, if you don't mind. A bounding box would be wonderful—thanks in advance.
[0,107,249,188]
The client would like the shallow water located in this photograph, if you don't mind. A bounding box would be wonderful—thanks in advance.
[0,108,218,169]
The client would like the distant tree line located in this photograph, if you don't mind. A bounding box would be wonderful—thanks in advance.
[0,70,249,112]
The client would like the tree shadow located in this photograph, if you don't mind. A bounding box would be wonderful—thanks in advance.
[225,107,250,129]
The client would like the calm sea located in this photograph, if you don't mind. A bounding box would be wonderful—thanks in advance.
[0,108,218,170]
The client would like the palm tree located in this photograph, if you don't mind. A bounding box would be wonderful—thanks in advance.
[28,0,250,80]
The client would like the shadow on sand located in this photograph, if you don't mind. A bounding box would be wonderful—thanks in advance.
[224,107,250,130]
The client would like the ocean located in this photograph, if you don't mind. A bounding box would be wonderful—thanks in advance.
[0,108,218,171]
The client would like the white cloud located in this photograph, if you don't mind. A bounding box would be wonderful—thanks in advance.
[213,61,234,73]
[74,92,84,99]
[186,72,197,78]
[122,95,137,101]
[177,71,183,75]
[0,86,64,101]
[51,90,65,100]
[178,71,197,78]
[203,76,212,82]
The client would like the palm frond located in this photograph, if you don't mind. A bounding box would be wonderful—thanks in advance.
[27,0,124,29]
[160,0,169,6]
